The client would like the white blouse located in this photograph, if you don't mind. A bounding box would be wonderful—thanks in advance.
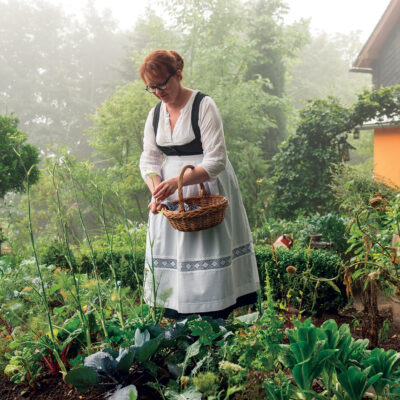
[139,91,227,181]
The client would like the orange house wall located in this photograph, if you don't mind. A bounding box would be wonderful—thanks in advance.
[374,127,400,187]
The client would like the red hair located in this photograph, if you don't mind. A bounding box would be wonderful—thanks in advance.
[139,50,184,83]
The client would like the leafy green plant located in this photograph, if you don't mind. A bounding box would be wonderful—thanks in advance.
[255,246,345,315]
[343,192,400,346]
[0,114,40,200]
[363,348,400,396]
[271,85,400,218]
[65,327,164,391]
[192,371,219,397]
[264,378,297,400]
[279,320,337,394]
[332,366,382,400]
[4,345,43,390]
[278,319,373,399]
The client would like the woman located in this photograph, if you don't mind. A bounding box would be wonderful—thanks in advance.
[139,50,260,319]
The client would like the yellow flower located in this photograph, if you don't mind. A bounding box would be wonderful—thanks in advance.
[256,178,263,184]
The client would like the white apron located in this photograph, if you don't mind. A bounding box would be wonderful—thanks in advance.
[143,154,260,314]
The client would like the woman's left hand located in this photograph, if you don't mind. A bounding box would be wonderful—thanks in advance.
[153,177,178,202]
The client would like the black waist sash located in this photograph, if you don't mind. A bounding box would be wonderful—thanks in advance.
[152,92,207,156]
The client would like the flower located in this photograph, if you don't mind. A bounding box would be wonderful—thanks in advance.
[72,202,78,207]
[256,178,263,184]
[286,265,297,274]
[219,360,243,374]
[82,305,88,312]
[369,196,382,207]
[180,376,190,389]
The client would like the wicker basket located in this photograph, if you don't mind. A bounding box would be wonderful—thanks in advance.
[162,165,229,232]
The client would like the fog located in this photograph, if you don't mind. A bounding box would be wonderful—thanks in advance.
[48,0,391,39]
[0,0,380,232]
[0,0,376,161]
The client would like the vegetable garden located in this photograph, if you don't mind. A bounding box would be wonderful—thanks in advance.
[2,154,400,399]
[2,1,400,398]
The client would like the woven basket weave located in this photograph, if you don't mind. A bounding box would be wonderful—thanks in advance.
[162,165,229,232]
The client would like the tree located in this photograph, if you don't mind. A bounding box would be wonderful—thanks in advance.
[245,0,309,158]
[117,0,306,225]
[87,81,158,220]
[0,0,124,158]
[0,114,40,199]
[271,85,400,219]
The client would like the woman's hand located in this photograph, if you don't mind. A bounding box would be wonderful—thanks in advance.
[153,177,178,202]
[148,200,164,214]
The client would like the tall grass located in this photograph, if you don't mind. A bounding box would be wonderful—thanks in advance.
[14,149,67,377]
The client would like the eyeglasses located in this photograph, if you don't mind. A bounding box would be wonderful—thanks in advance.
[145,71,176,93]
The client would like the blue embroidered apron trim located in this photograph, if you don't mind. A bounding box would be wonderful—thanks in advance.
[151,243,253,271]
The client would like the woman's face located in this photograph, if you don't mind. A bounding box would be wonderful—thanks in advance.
[145,69,182,104]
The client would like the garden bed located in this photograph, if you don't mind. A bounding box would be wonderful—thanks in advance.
[1,308,400,400]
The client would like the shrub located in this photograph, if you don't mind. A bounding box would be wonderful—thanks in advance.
[254,245,346,315]
[79,248,145,290]
[253,213,349,256]
[39,239,75,270]
[330,163,398,214]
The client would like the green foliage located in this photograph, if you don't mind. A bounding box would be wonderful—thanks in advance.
[253,213,349,255]
[64,367,100,392]
[271,85,400,219]
[271,96,352,218]
[39,239,76,270]
[4,345,43,388]
[192,371,219,396]
[0,114,40,199]
[279,319,372,399]
[363,348,400,396]
[333,367,382,400]
[331,162,398,214]
[254,246,345,315]
[264,378,297,400]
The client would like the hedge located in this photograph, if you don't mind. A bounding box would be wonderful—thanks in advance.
[254,245,346,315]
[40,241,346,316]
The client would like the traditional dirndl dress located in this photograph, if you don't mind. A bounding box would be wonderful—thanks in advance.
[141,92,260,319]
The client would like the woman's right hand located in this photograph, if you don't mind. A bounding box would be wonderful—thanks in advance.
[148,200,164,214]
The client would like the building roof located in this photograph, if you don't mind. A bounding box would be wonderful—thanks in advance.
[359,115,400,130]
[353,0,400,69]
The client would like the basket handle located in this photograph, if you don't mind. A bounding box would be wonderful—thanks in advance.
[178,165,207,212]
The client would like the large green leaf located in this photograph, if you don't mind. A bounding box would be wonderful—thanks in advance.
[65,367,100,392]
[135,334,163,363]
[337,367,381,400]
[117,349,135,373]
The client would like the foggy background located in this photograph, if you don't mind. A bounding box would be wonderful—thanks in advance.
[0,0,382,233]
